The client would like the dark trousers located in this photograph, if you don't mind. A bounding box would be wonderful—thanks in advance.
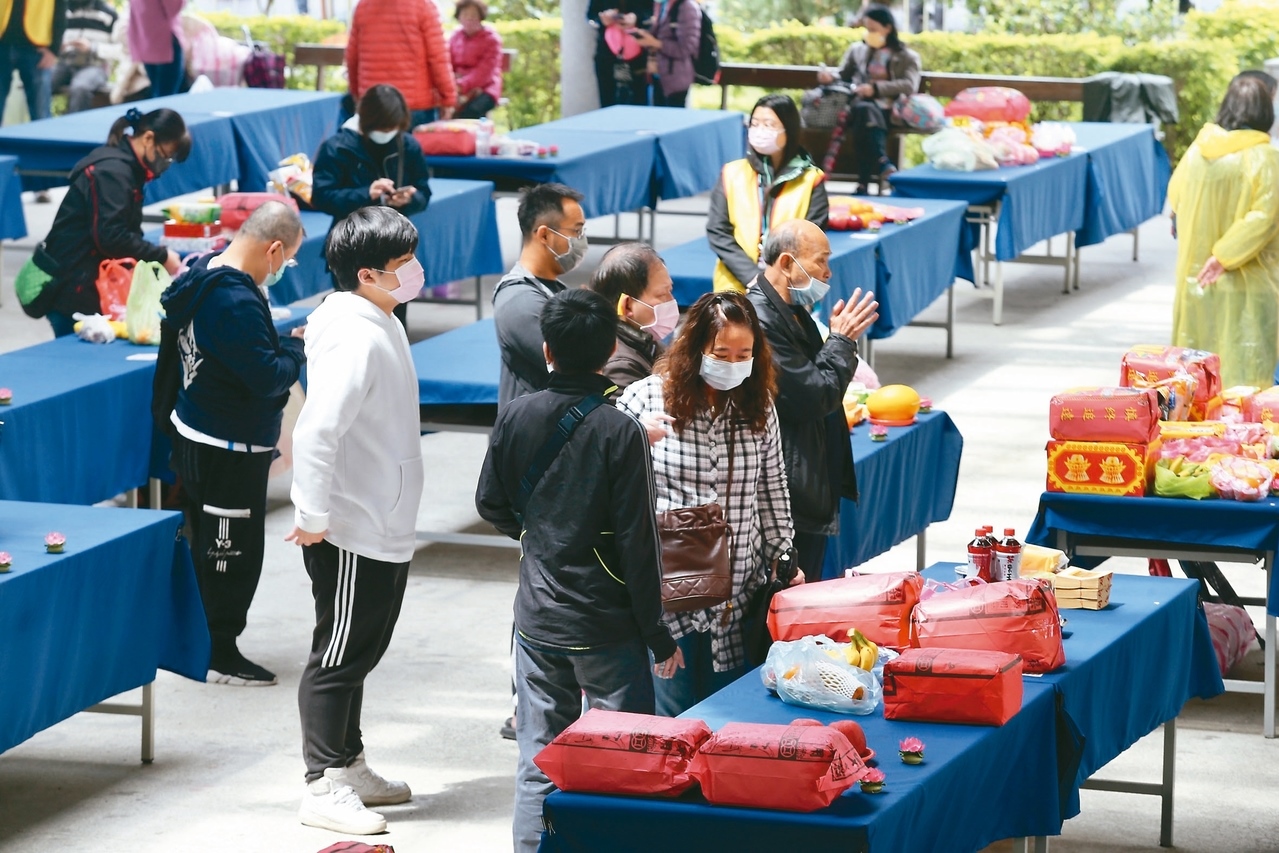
[0,42,44,122]
[846,100,891,183]
[143,37,185,97]
[793,531,830,581]
[514,638,654,852]
[47,310,76,337]
[171,434,272,645]
[456,92,497,119]
[652,629,744,717]
[651,86,688,108]
[298,538,409,781]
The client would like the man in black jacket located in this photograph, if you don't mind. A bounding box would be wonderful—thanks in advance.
[476,288,681,853]
[158,201,306,686]
[746,219,878,577]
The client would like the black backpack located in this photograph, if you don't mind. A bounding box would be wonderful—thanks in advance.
[674,0,720,86]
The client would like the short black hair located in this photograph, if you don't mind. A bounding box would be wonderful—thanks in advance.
[751,93,802,167]
[540,288,616,375]
[358,84,410,135]
[1217,74,1275,133]
[589,242,662,303]
[517,183,584,242]
[325,206,420,292]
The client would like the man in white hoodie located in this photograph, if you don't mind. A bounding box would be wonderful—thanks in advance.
[286,206,425,836]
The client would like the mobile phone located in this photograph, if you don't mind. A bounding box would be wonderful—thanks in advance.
[393,186,412,195]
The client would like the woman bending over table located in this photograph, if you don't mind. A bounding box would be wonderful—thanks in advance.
[1169,72,1279,388]
[706,93,828,293]
[19,107,187,337]
[817,5,921,190]
[312,84,432,325]
[618,291,800,716]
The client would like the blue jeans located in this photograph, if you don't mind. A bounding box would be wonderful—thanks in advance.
[514,637,653,853]
[652,628,747,717]
[47,310,76,338]
[144,37,184,97]
[0,43,44,123]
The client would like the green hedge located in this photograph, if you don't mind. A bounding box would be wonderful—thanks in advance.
[202,12,346,90]
[1185,0,1279,73]
[491,19,561,130]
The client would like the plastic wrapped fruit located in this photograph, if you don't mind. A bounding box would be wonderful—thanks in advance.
[1209,457,1272,501]
[867,384,921,426]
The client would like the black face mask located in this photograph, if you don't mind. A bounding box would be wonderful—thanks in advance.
[147,147,173,178]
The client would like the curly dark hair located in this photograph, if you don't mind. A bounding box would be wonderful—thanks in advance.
[655,291,776,434]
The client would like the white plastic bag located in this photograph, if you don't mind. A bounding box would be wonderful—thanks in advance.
[72,312,116,344]
[923,128,999,172]
[760,635,897,715]
[125,261,172,345]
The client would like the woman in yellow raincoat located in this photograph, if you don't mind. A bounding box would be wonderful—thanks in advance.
[1169,73,1279,388]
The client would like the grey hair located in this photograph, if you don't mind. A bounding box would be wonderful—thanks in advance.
[761,220,805,267]
[239,200,304,246]
[588,241,663,302]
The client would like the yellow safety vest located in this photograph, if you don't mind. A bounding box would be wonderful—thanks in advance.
[712,158,824,293]
[0,0,55,47]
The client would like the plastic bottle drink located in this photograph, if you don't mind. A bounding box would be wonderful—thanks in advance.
[965,528,993,582]
[993,528,1023,582]
[475,118,494,158]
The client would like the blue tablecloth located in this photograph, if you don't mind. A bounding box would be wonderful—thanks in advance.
[0,154,26,239]
[0,500,209,754]
[1070,122,1171,249]
[413,317,500,406]
[822,411,963,580]
[1027,492,1279,616]
[542,644,1065,852]
[427,129,656,219]
[142,89,343,192]
[265,178,503,304]
[661,233,877,309]
[890,154,1088,262]
[0,105,239,201]
[535,106,745,201]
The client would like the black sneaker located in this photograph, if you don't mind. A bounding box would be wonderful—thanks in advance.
[499,715,516,740]
[208,646,277,686]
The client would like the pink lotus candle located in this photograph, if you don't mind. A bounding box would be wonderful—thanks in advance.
[45,532,66,554]
[0,551,11,572]
[918,397,933,413]
[870,424,889,442]
[899,737,925,764]
[0,387,11,405]
[859,767,886,793]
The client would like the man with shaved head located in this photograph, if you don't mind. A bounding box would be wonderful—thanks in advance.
[747,219,879,577]
[159,200,307,686]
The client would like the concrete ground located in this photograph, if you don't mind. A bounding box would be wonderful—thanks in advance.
[1,181,1277,853]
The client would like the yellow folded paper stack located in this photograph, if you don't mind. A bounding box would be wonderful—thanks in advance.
[1051,567,1113,610]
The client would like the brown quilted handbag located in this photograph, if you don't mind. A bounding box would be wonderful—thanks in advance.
[657,421,734,613]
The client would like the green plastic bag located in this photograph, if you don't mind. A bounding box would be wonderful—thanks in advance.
[1154,458,1215,500]
[15,257,55,318]
[125,260,172,345]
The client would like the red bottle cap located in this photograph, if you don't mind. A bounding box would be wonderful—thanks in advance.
[1004,528,1016,537]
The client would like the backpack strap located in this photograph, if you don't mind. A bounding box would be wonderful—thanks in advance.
[512,394,607,523]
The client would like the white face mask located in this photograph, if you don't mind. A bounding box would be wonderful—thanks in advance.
[367,129,398,145]
[748,126,783,156]
[786,257,831,307]
[700,354,754,391]
[547,226,588,274]
[635,297,679,341]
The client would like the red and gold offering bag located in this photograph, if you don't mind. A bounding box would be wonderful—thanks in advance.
[768,571,924,649]
[533,710,712,796]
[1120,345,1222,420]
[883,649,1024,726]
[689,722,869,811]
[910,578,1066,673]
[1048,386,1159,443]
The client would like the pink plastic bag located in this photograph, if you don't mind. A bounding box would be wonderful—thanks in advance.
[1204,603,1255,675]
[943,87,1031,123]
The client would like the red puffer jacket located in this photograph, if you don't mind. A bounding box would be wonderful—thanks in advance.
[347,0,457,112]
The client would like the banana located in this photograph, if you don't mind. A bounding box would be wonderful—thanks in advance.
[859,644,875,671]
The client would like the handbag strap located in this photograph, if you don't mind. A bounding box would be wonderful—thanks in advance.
[513,394,607,523]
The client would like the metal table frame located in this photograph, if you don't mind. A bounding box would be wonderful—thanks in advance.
[1054,530,1276,738]
[85,682,156,764]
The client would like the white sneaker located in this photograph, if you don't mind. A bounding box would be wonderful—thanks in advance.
[327,752,412,806]
[299,777,387,835]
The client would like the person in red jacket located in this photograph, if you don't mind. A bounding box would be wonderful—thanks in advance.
[345,0,457,127]
[448,0,501,119]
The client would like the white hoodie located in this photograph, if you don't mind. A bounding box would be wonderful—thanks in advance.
[291,292,423,563]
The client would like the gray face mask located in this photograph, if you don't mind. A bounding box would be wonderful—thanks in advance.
[547,226,588,274]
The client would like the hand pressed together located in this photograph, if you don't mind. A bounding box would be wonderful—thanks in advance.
[828,287,879,341]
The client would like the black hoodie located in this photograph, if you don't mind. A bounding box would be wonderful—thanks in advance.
[37,138,169,317]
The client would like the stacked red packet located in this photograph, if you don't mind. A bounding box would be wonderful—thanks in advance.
[910,578,1066,673]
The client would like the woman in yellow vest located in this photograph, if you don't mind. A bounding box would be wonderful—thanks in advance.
[0,0,64,120]
[707,93,827,293]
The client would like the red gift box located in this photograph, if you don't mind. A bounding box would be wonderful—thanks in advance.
[413,120,478,156]
[1049,386,1159,443]
[217,192,299,233]
[910,578,1066,673]
[533,710,711,796]
[1120,345,1222,421]
[688,722,869,812]
[1244,387,1279,423]
[768,571,923,650]
[883,649,1024,726]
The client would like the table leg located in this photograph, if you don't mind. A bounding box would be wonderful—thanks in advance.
[860,335,874,370]
[1160,717,1175,847]
[1267,553,1276,738]
[149,478,162,510]
[613,213,620,242]
[473,275,484,321]
[1061,234,1072,294]
[128,488,139,509]
[1131,226,1140,262]
[916,528,926,571]
[945,283,955,359]
[141,681,155,764]
[1071,231,1081,292]
[993,255,1005,326]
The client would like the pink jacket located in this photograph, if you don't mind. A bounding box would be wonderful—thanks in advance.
[127,0,183,64]
[448,24,502,102]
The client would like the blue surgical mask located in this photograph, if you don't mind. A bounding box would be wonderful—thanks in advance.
[263,251,295,288]
[700,354,754,391]
[787,256,830,307]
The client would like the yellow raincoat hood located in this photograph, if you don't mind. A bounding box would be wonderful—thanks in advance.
[1194,123,1272,160]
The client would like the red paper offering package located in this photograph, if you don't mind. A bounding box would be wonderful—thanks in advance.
[1048,386,1160,443]
[767,571,923,649]
[1244,387,1279,423]
[883,649,1024,726]
[688,722,869,812]
[910,578,1066,673]
[1120,345,1222,421]
[533,710,712,796]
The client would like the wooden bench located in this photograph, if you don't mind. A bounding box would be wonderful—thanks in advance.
[293,42,517,95]
[716,62,1098,183]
